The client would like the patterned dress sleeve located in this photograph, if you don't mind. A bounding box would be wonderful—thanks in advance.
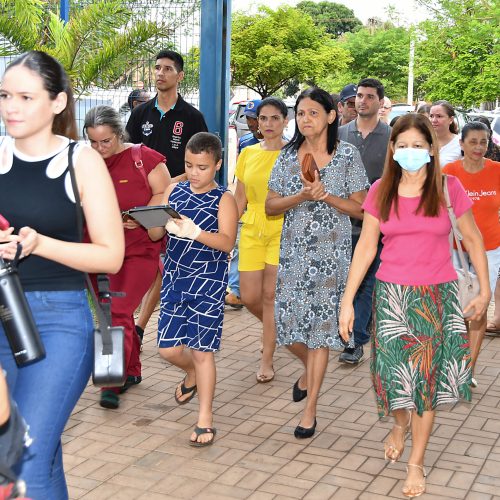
[343,141,370,195]
[267,150,287,196]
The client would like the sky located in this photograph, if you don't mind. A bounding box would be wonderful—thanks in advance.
[231,0,431,25]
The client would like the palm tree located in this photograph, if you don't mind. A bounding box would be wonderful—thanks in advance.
[0,0,174,94]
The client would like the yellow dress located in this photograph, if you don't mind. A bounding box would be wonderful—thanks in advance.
[235,143,284,271]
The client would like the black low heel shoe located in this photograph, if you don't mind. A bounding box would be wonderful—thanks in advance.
[292,379,307,402]
[294,418,317,439]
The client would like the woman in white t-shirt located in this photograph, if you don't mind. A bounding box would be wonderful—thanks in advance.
[430,100,462,167]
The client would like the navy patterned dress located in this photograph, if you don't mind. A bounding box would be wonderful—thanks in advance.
[268,142,369,349]
[158,182,229,352]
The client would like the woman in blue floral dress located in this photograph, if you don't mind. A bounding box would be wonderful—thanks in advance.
[266,87,369,439]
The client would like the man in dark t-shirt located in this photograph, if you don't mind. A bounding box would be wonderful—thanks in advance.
[128,50,208,349]
[338,77,391,365]
[126,49,208,181]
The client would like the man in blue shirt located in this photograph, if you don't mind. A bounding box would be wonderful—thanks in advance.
[237,99,262,153]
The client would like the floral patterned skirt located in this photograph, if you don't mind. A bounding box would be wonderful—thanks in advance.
[371,279,472,417]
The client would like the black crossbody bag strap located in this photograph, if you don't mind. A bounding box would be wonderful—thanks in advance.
[66,142,114,355]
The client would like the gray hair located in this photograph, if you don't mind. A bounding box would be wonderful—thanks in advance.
[83,105,127,140]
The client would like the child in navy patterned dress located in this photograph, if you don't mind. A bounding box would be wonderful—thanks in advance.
[149,132,238,446]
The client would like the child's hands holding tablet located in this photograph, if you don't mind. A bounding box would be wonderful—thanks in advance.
[165,216,201,240]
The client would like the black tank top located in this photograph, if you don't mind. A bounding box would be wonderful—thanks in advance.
[0,136,84,291]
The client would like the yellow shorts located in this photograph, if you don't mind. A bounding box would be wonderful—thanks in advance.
[238,214,283,271]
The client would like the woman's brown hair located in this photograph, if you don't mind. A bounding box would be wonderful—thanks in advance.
[431,100,458,135]
[376,113,443,221]
[7,51,78,140]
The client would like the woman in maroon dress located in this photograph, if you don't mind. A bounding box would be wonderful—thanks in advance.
[84,105,171,408]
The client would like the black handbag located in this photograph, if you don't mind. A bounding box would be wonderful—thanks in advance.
[67,142,126,387]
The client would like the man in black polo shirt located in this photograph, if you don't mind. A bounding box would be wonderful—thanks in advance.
[127,50,208,350]
[338,78,391,364]
[126,49,208,182]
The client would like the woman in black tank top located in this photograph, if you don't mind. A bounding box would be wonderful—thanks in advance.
[0,51,124,499]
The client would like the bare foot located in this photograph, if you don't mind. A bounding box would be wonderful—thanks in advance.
[256,362,274,383]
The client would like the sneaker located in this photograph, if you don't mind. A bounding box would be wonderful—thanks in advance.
[339,345,364,364]
[225,292,244,309]
[100,390,119,409]
[119,375,142,394]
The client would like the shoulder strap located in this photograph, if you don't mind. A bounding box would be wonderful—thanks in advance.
[130,144,149,190]
[67,142,114,355]
[443,175,472,285]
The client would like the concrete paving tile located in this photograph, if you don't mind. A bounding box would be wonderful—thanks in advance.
[237,470,273,490]
[465,493,492,500]
[246,493,276,500]
[303,482,338,499]
[64,306,500,500]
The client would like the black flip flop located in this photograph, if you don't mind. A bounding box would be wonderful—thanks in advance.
[174,377,197,405]
[189,426,216,447]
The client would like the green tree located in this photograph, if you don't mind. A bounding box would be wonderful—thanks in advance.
[415,0,499,106]
[181,46,200,97]
[317,25,411,101]
[231,6,351,98]
[296,1,362,38]
[0,0,170,93]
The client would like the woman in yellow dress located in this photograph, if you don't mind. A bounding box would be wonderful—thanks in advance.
[234,97,288,382]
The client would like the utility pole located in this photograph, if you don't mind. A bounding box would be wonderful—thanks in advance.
[407,34,415,105]
[199,0,231,185]
[407,0,416,106]
[60,0,69,22]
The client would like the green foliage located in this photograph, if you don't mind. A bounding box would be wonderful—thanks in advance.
[181,46,200,96]
[415,0,499,106]
[318,26,411,101]
[231,6,351,97]
[0,0,170,93]
[296,1,362,38]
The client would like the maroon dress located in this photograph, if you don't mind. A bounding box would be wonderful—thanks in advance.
[94,145,165,390]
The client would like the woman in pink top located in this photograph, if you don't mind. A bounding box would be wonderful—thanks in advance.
[339,114,490,498]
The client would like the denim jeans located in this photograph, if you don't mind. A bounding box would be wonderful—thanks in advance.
[0,290,93,500]
[228,223,242,297]
[352,234,383,347]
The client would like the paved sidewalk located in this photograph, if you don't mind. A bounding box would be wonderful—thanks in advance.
[63,306,500,500]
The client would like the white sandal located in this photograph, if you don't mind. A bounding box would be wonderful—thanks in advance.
[403,464,427,498]
[384,411,412,463]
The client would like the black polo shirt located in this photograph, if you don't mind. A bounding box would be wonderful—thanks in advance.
[126,94,208,178]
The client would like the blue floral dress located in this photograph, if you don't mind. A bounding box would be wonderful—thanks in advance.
[268,141,369,349]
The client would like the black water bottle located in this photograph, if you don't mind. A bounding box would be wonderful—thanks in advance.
[0,247,45,366]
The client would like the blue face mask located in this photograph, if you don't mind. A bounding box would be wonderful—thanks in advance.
[393,148,431,172]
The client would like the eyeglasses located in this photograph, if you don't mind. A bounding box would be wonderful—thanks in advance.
[382,106,392,110]
[343,101,356,108]
[89,134,116,148]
